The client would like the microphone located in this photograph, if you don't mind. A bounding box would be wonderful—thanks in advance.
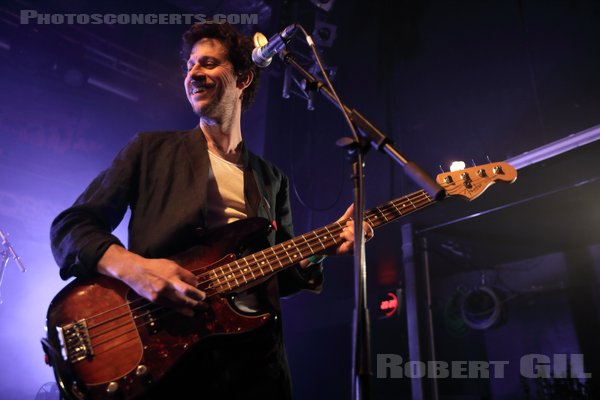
[0,229,26,272]
[252,24,298,68]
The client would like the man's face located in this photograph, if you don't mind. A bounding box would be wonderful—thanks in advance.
[184,38,241,119]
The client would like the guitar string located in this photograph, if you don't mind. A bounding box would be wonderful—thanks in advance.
[64,168,516,354]
[83,190,430,329]
[87,189,431,332]
[69,170,511,354]
[80,194,440,353]
[85,221,348,336]
[188,190,432,287]
[87,215,353,328]
[83,191,432,335]
[62,171,506,346]
[82,191,434,340]
[84,222,348,338]
[192,222,346,290]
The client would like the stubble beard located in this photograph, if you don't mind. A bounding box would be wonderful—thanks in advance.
[195,90,238,126]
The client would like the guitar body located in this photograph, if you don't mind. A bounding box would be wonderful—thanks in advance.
[43,218,274,400]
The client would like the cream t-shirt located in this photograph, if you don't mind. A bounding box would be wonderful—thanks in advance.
[206,150,258,312]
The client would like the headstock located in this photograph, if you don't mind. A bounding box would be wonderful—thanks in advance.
[437,162,517,201]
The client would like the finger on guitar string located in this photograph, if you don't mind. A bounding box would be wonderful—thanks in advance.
[364,221,375,241]
[162,288,207,317]
[171,273,207,301]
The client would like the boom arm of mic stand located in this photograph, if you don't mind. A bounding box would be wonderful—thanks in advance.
[280,50,445,200]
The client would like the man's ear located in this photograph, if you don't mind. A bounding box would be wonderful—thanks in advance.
[237,70,254,90]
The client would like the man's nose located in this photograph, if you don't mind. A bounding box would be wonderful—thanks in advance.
[187,63,207,77]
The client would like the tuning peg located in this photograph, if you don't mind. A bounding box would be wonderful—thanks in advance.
[460,171,473,189]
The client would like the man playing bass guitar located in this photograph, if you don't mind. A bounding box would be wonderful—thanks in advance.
[50,22,370,399]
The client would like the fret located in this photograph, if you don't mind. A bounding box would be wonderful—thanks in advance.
[244,257,256,280]
[332,223,346,244]
[390,201,404,217]
[234,260,248,284]
[301,234,316,256]
[226,263,239,287]
[364,212,379,228]
[322,225,336,246]
[250,253,264,275]
[312,230,328,251]
[269,247,285,269]
[407,195,417,209]
[211,268,225,291]
[260,250,274,273]
[280,242,296,264]
[289,241,303,262]
[217,265,232,290]
[235,257,256,283]
[241,257,259,278]
[377,206,389,222]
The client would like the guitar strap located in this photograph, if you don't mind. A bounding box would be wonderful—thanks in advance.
[243,148,272,223]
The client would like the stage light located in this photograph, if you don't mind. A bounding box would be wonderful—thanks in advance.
[87,76,139,102]
[449,160,466,172]
[312,20,337,48]
[460,285,504,330]
[310,0,335,12]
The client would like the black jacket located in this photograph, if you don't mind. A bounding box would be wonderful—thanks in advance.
[49,127,323,398]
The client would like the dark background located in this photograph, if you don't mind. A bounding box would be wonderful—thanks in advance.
[0,0,599,399]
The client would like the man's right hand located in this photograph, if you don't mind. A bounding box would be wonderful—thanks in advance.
[97,244,207,317]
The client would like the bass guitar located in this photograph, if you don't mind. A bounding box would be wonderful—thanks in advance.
[42,162,516,399]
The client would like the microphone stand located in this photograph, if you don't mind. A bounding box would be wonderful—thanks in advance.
[0,250,9,304]
[0,229,26,304]
[279,50,444,400]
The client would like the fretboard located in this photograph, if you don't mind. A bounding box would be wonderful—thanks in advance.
[205,189,435,295]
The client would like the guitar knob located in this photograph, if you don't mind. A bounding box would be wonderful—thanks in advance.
[136,364,148,376]
[444,175,453,184]
[477,169,487,177]
[493,165,504,175]
[72,383,85,399]
[106,381,119,394]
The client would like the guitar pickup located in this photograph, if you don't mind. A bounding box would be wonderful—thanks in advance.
[57,319,94,363]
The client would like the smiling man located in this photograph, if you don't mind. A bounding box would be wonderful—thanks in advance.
[50,22,368,399]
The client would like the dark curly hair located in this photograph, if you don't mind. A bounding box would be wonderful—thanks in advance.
[181,22,261,112]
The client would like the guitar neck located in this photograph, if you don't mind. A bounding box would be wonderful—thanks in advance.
[206,189,435,295]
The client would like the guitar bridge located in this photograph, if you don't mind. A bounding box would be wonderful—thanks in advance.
[57,319,94,363]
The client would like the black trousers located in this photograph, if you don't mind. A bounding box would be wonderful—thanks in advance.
[139,323,293,400]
